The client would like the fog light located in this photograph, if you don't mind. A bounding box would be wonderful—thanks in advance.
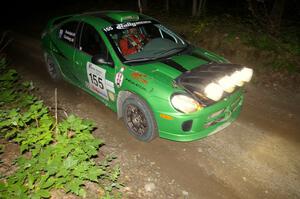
[182,120,193,132]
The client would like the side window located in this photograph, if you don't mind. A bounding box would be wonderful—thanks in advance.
[80,23,110,59]
[161,31,177,43]
[156,24,185,44]
[143,24,160,38]
[58,21,79,45]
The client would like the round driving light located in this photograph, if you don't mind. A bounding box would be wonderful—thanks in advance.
[218,75,235,93]
[230,71,244,87]
[240,67,253,82]
[204,83,224,101]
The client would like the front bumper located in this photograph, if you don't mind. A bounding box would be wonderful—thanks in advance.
[154,89,244,142]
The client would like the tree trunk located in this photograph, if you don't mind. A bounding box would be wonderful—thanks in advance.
[202,0,207,16]
[192,0,197,16]
[142,0,148,11]
[246,0,260,21]
[247,0,285,35]
[269,0,285,35]
[166,0,169,13]
[196,0,204,16]
[138,0,143,13]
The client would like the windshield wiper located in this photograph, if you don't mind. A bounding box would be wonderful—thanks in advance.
[123,46,188,64]
[123,57,155,63]
[154,46,187,58]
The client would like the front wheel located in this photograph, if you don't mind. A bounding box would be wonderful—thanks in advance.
[122,94,158,142]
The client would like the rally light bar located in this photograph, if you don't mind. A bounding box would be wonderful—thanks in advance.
[175,63,253,104]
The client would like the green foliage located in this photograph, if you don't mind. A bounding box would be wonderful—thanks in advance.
[269,59,297,73]
[0,58,121,198]
[192,20,209,35]
[170,14,299,73]
[242,34,278,52]
[1,115,105,199]
[0,144,4,154]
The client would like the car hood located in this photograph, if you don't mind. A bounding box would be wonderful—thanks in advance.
[130,49,243,104]
[132,48,226,81]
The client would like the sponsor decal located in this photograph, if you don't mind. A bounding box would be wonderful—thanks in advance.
[59,29,76,43]
[63,35,74,43]
[86,62,108,100]
[108,91,115,101]
[103,21,152,32]
[103,26,113,32]
[65,30,75,37]
[126,78,146,90]
[131,72,148,84]
[106,80,115,93]
[116,21,152,29]
[115,67,125,88]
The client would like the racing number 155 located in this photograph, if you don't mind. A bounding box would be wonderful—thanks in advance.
[88,73,104,89]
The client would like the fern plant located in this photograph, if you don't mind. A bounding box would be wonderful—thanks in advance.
[0,57,121,199]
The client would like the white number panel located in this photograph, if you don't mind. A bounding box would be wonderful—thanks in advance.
[86,62,108,100]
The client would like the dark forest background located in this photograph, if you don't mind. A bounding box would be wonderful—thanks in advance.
[2,0,299,35]
[1,0,300,79]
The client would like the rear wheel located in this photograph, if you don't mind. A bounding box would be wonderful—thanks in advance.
[44,53,61,81]
[122,94,158,142]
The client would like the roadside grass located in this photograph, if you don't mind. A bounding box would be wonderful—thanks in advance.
[0,56,122,199]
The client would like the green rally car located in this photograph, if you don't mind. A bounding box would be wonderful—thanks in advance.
[41,11,253,142]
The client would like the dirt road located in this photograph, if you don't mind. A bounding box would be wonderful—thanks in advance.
[8,34,300,199]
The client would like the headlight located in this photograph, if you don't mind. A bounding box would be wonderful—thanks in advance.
[230,71,244,87]
[240,67,253,82]
[204,83,224,101]
[218,75,235,93]
[171,94,201,113]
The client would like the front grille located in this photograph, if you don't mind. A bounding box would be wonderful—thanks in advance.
[230,96,242,112]
[208,109,225,119]
[204,96,242,128]
[204,117,225,128]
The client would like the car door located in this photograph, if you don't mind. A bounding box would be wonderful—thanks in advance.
[51,20,80,82]
[73,22,116,105]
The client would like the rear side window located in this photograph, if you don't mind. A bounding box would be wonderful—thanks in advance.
[79,23,109,58]
[58,21,79,45]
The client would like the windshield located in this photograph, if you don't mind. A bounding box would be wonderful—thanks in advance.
[103,21,187,63]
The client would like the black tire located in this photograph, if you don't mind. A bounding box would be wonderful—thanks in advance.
[44,53,61,81]
[122,94,158,142]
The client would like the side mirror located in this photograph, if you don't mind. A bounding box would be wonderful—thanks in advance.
[91,54,113,67]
